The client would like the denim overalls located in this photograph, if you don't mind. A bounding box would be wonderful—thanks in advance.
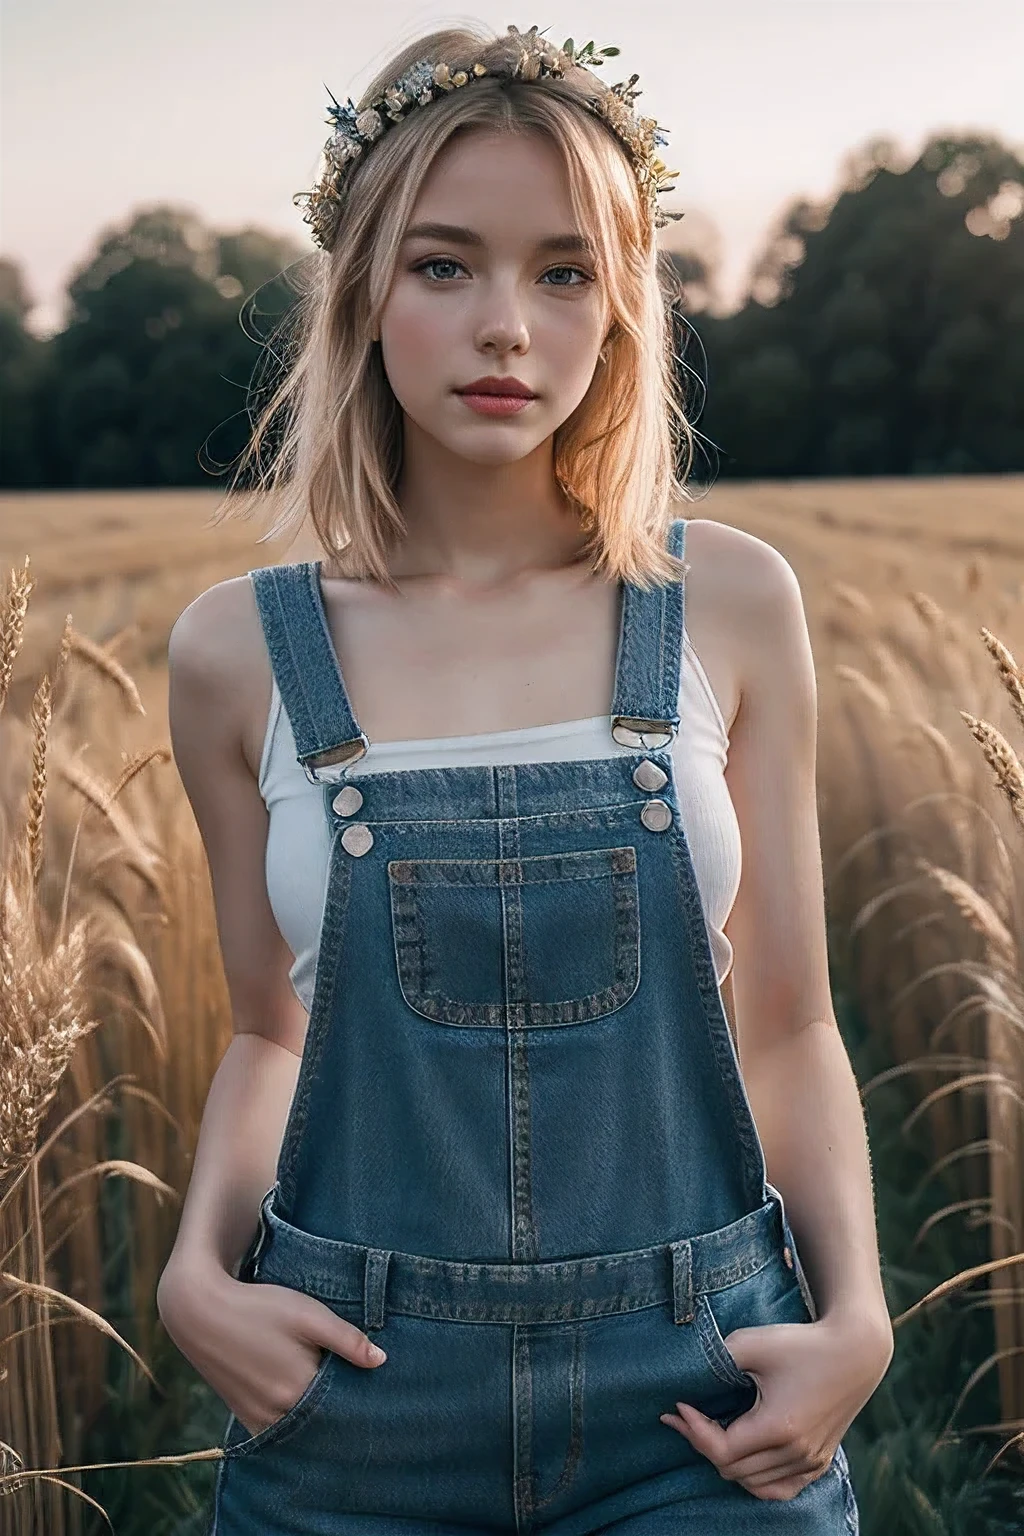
[209,518,860,1534]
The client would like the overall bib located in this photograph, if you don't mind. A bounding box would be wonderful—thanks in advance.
[209,519,860,1535]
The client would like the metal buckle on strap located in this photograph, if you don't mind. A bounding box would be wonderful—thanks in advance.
[300,733,370,784]
[611,716,678,751]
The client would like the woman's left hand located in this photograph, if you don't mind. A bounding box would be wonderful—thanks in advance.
[660,1310,894,1500]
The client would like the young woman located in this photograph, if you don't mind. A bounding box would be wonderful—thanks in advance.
[158,22,892,1534]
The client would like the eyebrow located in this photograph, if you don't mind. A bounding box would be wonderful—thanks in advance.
[402,221,595,256]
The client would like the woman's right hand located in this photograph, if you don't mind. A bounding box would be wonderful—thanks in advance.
[157,1260,387,1438]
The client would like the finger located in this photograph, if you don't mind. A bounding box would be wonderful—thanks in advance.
[662,1398,791,1463]
[734,1455,818,1489]
[717,1440,818,1483]
[332,1317,387,1368]
[742,1471,816,1501]
[296,1295,387,1369]
[662,1401,816,1491]
[661,1402,733,1465]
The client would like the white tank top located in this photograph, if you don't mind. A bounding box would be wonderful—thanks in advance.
[258,630,741,1013]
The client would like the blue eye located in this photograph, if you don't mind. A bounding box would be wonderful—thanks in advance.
[412,258,594,287]
[415,257,465,281]
[542,266,592,286]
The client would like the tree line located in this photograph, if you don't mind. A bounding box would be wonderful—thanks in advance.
[1,130,1021,489]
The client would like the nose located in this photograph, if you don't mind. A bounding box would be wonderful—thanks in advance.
[473,278,530,356]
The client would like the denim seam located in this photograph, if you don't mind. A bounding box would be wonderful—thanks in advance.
[387,845,637,884]
[531,1323,585,1512]
[498,765,542,1263]
[834,1445,860,1533]
[222,1350,334,1460]
[512,1324,532,1529]
[337,801,646,832]
[251,571,317,758]
[304,560,361,744]
[276,840,352,1216]
[666,819,766,1209]
[696,1291,756,1388]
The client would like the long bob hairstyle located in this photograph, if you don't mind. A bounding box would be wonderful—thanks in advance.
[213,24,697,591]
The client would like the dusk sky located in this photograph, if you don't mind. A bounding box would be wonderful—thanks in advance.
[3,2,1022,337]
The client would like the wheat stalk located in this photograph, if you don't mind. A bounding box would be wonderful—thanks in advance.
[0,900,101,1190]
[913,857,1018,972]
[24,673,53,889]
[960,711,1024,832]
[0,560,33,721]
[66,629,146,716]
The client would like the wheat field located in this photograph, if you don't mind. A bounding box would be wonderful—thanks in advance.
[0,477,1021,1534]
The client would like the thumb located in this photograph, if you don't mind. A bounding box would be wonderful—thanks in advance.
[722,1320,791,1377]
[316,1296,388,1370]
[298,1294,389,1368]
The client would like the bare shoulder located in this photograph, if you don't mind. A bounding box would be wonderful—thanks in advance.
[681,516,799,605]
[168,574,272,781]
[679,517,804,722]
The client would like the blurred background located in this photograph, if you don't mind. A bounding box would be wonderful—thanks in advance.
[1,3,1023,1533]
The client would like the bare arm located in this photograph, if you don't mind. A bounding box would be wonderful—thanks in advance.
[722,532,892,1345]
[156,579,310,1299]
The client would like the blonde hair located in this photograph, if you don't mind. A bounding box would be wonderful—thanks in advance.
[212,23,697,590]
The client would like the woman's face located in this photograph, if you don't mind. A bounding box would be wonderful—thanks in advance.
[378,128,609,466]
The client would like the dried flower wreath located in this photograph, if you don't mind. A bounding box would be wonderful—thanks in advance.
[293,24,683,251]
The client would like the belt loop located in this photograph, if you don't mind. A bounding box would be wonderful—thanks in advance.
[670,1239,695,1325]
[363,1248,392,1333]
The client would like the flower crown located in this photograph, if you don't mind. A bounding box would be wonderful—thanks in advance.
[293,24,683,253]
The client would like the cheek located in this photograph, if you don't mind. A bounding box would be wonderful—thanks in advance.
[549,310,604,395]
[379,286,448,389]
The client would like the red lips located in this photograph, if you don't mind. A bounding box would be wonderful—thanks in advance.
[457,376,536,398]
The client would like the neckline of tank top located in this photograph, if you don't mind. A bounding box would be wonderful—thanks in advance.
[264,634,727,766]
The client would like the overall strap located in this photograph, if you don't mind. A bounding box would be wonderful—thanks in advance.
[608,517,687,750]
[249,562,368,784]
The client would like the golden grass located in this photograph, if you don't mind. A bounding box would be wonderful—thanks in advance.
[0,478,1021,1524]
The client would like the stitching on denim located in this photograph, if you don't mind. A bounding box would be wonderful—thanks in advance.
[388,858,641,1027]
[613,580,637,723]
[510,1022,537,1255]
[696,1292,753,1388]
[532,1324,586,1511]
[609,577,629,722]
[304,560,364,747]
[512,1323,532,1526]
[656,518,685,731]
[223,1349,334,1459]
[666,819,766,1208]
[343,801,645,832]
[258,1203,780,1301]
[657,562,668,722]
[700,1252,773,1290]
[277,840,352,1215]
[382,1292,665,1322]
[253,570,317,759]
[278,566,347,761]
[835,1445,860,1533]
[387,846,637,885]
[500,768,542,1262]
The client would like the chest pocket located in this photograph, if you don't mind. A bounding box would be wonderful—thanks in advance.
[387,845,640,1027]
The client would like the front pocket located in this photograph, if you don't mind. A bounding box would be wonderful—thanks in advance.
[222,1347,335,1459]
[387,846,640,1027]
[693,1254,810,1391]
[695,1292,755,1389]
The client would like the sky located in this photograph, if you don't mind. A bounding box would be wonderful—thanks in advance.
[3,1,1022,337]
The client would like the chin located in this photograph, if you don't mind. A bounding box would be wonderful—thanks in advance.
[449,436,544,467]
